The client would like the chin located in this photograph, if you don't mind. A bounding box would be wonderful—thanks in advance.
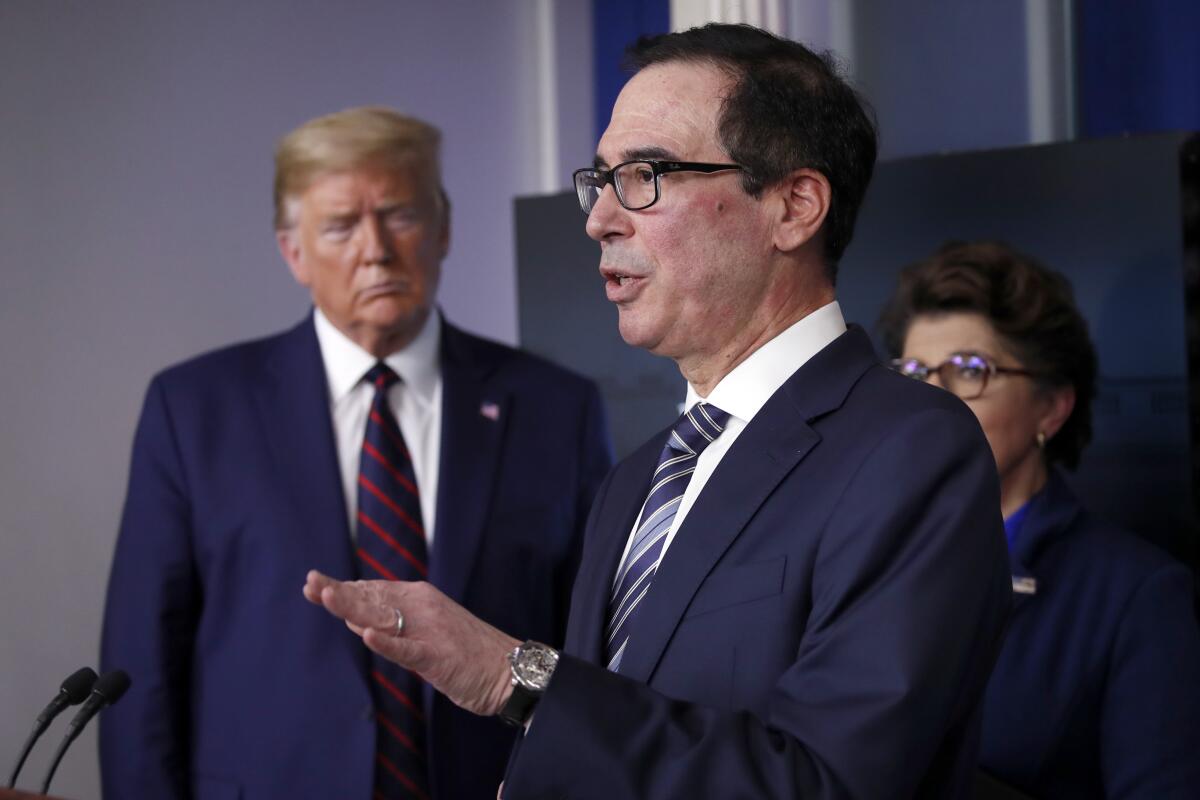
[617,324,670,357]
[616,315,652,350]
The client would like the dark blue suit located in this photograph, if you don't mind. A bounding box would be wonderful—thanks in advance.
[980,470,1200,798]
[99,315,612,799]
[504,328,1011,799]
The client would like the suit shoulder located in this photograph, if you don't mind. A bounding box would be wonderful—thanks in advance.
[856,363,978,420]
[1055,509,1192,588]
[151,325,299,393]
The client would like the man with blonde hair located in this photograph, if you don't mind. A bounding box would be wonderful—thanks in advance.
[100,106,612,800]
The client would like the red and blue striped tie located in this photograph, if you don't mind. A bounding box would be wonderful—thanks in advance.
[606,403,730,672]
[356,363,430,800]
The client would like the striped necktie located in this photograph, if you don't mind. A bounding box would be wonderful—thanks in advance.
[356,363,430,800]
[606,402,730,672]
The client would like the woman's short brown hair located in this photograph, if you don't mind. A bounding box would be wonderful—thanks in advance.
[878,240,1097,468]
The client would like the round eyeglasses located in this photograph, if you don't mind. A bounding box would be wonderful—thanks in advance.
[889,352,1037,400]
[572,159,744,215]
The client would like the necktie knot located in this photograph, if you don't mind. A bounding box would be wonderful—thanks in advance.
[364,362,400,392]
[667,403,731,457]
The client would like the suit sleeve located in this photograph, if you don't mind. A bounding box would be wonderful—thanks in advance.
[99,377,197,800]
[505,406,1010,799]
[1100,562,1200,798]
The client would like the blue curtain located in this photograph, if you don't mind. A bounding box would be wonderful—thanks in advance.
[592,0,670,143]
[1076,0,1200,137]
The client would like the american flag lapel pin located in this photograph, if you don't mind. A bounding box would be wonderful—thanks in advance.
[480,401,500,421]
[1011,576,1037,595]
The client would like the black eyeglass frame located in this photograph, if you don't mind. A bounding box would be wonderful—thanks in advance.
[572,160,744,214]
[888,351,1039,400]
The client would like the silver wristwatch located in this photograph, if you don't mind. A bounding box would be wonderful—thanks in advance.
[497,641,559,727]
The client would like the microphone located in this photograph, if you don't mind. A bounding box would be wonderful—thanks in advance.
[7,667,98,789]
[39,669,132,795]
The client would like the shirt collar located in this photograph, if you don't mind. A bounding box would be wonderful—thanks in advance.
[684,301,847,423]
[313,307,442,405]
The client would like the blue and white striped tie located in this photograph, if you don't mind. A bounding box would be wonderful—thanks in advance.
[606,402,730,672]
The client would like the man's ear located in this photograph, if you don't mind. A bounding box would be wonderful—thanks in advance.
[276,228,310,287]
[771,168,831,254]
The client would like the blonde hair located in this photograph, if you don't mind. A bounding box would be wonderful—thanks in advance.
[273,106,443,229]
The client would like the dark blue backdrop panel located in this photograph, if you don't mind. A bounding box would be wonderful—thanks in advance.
[515,133,1200,569]
[592,0,669,143]
[1076,0,1200,137]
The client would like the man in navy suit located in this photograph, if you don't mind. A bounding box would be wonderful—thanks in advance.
[306,27,1011,799]
[99,107,612,799]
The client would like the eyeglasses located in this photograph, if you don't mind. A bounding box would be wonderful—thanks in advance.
[889,352,1037,400]
[572,160,744,215]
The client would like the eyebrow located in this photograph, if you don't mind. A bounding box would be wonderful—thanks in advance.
[593,145,678,170]
[375,202,415,216]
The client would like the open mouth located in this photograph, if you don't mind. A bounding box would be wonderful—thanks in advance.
[603,269,645,301]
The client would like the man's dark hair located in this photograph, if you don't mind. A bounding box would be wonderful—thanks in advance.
[626,24,878,280]
[877,240,1098,469]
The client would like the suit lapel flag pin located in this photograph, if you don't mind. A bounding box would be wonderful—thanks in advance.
[480,401,500,421]
[1011,576,1037,595]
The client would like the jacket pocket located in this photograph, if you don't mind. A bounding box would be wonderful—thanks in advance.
[684,556,786,618]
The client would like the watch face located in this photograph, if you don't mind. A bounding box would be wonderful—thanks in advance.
[514,643,559,691]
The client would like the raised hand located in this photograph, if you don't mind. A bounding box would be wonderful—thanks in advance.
[303,570,519,716]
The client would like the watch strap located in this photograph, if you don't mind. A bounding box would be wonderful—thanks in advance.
[498,680,540,727]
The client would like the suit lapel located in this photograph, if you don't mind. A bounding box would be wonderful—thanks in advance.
[253,317,357,580]
[616,416,819,682]
[1008,470,1083,612]
[616,327,877,683]
[429,322,508,605]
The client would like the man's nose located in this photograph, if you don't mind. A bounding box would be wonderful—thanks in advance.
[361,215,395,264]
[584,184,632,242]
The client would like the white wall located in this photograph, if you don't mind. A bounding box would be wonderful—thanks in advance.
[0,1,590,795]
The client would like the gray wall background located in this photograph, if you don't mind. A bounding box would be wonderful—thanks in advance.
[1,1,1068,796]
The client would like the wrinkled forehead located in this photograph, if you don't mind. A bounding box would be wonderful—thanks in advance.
[598,61,731,164]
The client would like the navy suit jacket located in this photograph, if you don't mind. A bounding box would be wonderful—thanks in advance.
[99,315,612,800]
[980,470,1200,798]
[504,327,1011,800]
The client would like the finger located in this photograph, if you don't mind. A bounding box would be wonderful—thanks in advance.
[363,626,432,673]
[302,570,336,605]
[320,582,397,630]
[345,619,366,637]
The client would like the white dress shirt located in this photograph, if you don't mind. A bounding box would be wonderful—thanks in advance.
[313,308,443,544]
[615,301,848,572]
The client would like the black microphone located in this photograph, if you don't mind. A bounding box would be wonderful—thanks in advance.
[7,666,98,789]
[39,669,132,795]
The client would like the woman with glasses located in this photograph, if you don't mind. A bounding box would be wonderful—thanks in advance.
[879,240,1200,798]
